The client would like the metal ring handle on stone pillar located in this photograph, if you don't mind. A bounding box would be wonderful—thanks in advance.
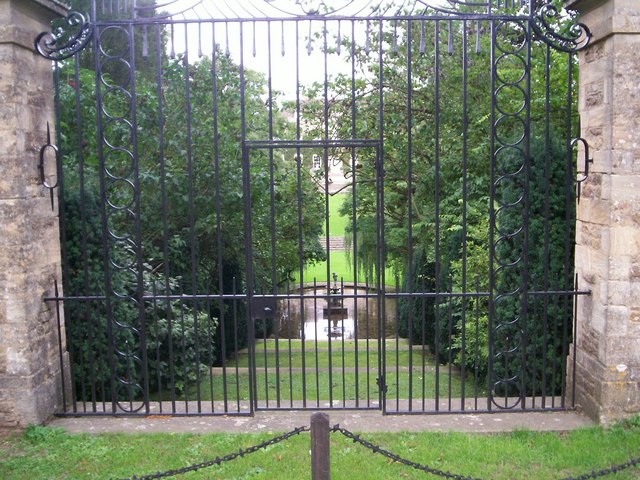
[38,122,60,210]
[572,137,592,201]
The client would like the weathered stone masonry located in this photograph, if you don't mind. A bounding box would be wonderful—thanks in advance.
[568,0,640,423]
[0,0,69,428]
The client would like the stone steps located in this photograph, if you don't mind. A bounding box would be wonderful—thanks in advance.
[322,237,347,251]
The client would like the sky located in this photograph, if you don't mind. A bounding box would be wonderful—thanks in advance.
[165,8,372,100]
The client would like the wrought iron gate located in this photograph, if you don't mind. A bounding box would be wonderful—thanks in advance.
[37,0,591,416]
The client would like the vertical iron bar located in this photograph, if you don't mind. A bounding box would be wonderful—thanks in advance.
[177,282,189,413]
[205,296,215,413]
[321,20,334,407]
[350,19,360,409]
[487,19,496,412]
[341,278,346,407]
[237,22,256,415]
[420,281,427,412]
[293,19,308,409]
[460,20,469,412]
[377,20,386,413]
[242,145,256,414]
[182,21,202,413]
[70,57,85,412]
[395,275,400,411]
[447,279,453,411]
[365,274,371,407]
[314,280,320,407]
[519,19,533,410]
[150,280,162,412]
[265,20,281,409]
[542,42,552,409]
[474,278,481,410]
[233,277,241,412]
[211,23,228,413]
[433,19,442,413]
[572,274,579,408]
[286,284,294,407]
[406,18,414,412]
[263,309,269,408]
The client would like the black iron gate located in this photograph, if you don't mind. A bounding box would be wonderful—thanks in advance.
[37,0,591,416]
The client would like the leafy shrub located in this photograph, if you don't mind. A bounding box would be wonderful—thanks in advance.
[62,189,218,400]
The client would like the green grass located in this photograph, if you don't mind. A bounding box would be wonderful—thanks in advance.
[195,367,469,403]
[298,250,358,284]
[231,339,442,370]
[296,193,396,285]
[327,193,350,237]
[191,339,479,403]
[240,346,427,369]
[2,418,640,479]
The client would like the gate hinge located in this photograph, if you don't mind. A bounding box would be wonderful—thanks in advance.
[376,375,388,394]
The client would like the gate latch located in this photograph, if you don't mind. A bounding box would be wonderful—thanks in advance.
[376,375,388,394]
[250,297,276,320]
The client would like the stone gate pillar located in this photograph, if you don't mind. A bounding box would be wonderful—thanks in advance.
[568,0,640,423]
[0,0,69,428]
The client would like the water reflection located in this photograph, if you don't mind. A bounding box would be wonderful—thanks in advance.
[276,286,396,340]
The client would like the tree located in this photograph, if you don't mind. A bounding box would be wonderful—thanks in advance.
[58,39,326,400]
[299,13,577,395]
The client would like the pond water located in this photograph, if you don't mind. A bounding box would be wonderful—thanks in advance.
[275,286,397,340]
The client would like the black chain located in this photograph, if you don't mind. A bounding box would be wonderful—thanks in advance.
[119,426,310,480]
[115,422,640,480]
[330,424,640,480]
[330,424,481,480]
[560,456,640,480]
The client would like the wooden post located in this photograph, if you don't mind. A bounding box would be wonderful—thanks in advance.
[311,412,330,479]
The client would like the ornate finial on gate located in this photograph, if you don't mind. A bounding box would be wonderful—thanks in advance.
[35,12,93,60]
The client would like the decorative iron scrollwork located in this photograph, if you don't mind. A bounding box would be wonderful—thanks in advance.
[531,3,591,52]
[35,12,93,61]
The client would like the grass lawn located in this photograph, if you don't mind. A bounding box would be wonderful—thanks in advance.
[296,193,396,285]
[190,339,480,403]
[195,368,469,403]
[326,193,351,237]
[1,417,639,479]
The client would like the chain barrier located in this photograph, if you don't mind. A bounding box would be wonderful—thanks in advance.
[330,424,640,480]
[331,424,481,480]
[560,456,640,480]
[117,422,639,480]
[118,426,309,480]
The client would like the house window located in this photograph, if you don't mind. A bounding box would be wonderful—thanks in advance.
[312,154,321,170]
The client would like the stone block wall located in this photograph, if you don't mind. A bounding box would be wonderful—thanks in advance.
[0,0,69,429]
[569,0,640,423]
